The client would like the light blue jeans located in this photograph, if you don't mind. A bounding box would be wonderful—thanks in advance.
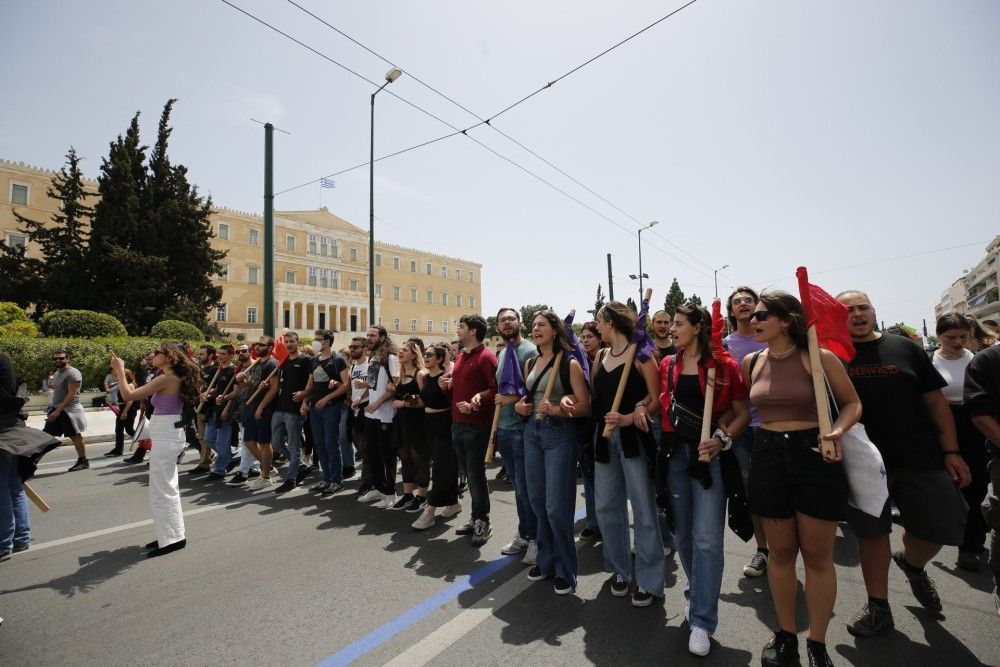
[668,438,726,634]
[498,427,536,541]
[206,417,234,475]
[595,427,664,595]
[523,417,579,586]
[310,402,345,484]
[271,410,305,483]
[0,451,30,553]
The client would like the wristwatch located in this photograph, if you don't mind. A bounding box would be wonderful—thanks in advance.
[713,428,733,451]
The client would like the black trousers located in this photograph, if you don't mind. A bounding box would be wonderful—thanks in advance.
[953,404,990,553]
[426,411,457,507]
[364,418,396,495]
[113,402,139,450]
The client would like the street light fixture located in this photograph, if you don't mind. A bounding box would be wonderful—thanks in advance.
[369,68,403,327]
[714,263,729,298]
[637,220,658,299]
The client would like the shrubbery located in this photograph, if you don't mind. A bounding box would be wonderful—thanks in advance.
[150,319,203,341]
[0,301,29,326]
[39,309,128,338]
[0,320,40,338]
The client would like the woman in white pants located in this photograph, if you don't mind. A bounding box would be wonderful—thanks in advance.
[112,343,202,558]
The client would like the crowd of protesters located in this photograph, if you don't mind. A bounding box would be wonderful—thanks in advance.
[3,290,1000,666]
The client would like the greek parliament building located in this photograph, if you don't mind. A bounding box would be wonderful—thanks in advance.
[1,158,482,344]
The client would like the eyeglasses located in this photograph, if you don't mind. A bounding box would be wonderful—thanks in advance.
[348,344,363,350]
[731,296,756,306]
[236,348,249,353]
[422,352,436,358]
[750,311,777,322]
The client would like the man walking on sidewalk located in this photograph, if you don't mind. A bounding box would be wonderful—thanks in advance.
[43,350,88,472]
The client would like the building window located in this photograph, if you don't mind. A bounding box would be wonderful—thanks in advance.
[248,228,259,246]
[320,268,329,288]
[393,256,400,270]
[332,239,339,258]
[426,290,433,304]
[6,233,27,249]
[319,236,328,256]
[375,252,381,267]
[410,288,417,302]
[393,286,401,300]
[286,235,295,251]
[410,319,417,332]
[247,307,258,324]
[469,272,474,283]
[375,283,382,297]
[441,266,447,278]
[456,294,463,307]
[10,183,28,205]
[410,259,417,273]
[216,304,227,322]
[441,292,448,306]
[308,266,318,287]
[426,262,432,275]
[285,270,296,284]
[247,266,259,284]
[442,321,448,333]
[456,269,462,281]
[426,320,433,333]
[216,222,229,241]
[470,296,476,309]
[350,247,358,262]
[308,234,317,254]
[350,279,358,292]
[331,270,339,289]
[392,317,400,331]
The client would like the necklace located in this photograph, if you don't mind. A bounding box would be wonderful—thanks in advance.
[609,345,627,358]
[769,344,798,360]
[938,348,967,361]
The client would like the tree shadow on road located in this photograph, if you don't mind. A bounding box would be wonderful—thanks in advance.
[0,545,143,598]
[932,559,994,595]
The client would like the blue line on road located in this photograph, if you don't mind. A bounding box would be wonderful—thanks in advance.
[318,507,587,666]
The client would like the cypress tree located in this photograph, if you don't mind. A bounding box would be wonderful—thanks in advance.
[588,283,606,318]
[664,278,685,317]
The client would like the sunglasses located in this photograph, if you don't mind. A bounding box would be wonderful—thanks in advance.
[236,348,250,353]
[750,311,778,322]
[348,344,364,350]
[731,296,756,306]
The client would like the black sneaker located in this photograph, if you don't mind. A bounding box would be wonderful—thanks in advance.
[609,574,629,597]
[273,479,296,494]
[846,602,894,637]
[553,577,574,595]
[187,466,211,475]
[744,550,769,578]
[103,448,123,457]
[67,458,89,472]
[580,527,599,541]
[495,466,507,480]
[527,565,547,581]
[296,466,311,484]
[205,472,226,481]
[956,549,982,572]
[404,495,427,513]
[12,542,29,554]
[123,450,146,464]
[247,469,261,479]
[893,551,942,613]
[806,640,833,667]
[322,482,344,495]
[226,458,240,473]
[456,521,475,536]
[761,630,799,666]
[471,519,492,546]
[226,472,248,486]
[631,588,654,607]
[342,466,356,480]
[391,493,414,511]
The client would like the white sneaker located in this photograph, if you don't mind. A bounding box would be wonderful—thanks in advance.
[688,627,711,656]
[248,476,275,490]
[439,502,462,518]
[357,489,385,504]
[501,534,528,555]
[412,510,436,531]
[374,495,397,509]
[521,540,538,566]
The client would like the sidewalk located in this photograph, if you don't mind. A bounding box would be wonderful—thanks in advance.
[26,407,118,445]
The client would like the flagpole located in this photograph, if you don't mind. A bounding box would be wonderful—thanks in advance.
[796,267,836,459]
[699,298,721,462]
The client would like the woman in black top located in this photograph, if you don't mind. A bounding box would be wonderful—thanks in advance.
[390,341,427,511]
[104,369,139,457]
[412,344,461,530]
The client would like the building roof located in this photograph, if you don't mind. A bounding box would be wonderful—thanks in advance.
[276,207,366,236]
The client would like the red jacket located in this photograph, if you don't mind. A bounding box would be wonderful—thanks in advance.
[658,352,747,433]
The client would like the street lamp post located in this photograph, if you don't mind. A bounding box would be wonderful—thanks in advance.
[714,264,729,299]
[637,220,658,299]
[369,67,403,327]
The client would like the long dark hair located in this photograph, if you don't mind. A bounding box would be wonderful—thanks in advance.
[162,342,203,406]
[757,290,809,349]
[676,302,712,366]
[532,310,573,354]
[596,301,636,338]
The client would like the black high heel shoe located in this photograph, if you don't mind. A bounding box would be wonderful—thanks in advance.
[146,539,186,558]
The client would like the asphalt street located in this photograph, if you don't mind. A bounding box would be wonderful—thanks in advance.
[2,440,997,666]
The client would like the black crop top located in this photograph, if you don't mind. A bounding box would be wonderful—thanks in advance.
[591,355,654,463]
[419,372,450,410]
[395,373,420,401]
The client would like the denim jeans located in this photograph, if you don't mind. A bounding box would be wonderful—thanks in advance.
[595,427,664,595]
[0,451,30,553]
[668,438,726,634]
[310,402,345,484]
[498,427,536,541]
[206,417,234,475]
[452,423,490,521]
[524,417,579,585]
[271,410,305,483]
[338,403,354,468]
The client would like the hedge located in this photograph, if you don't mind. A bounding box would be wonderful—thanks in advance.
[39,309,128,338]
[0,336,225,390]
[0,320,40,338]
[0,301,29,326]
[151,319,203,340]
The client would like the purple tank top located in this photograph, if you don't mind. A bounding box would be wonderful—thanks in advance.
[151,391,183,415]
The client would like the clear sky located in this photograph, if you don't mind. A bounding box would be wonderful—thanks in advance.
[3,0,998,330]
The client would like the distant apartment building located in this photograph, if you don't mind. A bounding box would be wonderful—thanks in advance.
[935,235,1000,323]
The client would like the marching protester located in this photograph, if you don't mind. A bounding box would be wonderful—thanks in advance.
[302,329,350,495]
[492,308,540,563]
[836,291,970,635]
[104,368,138,458]
[577,320,605,541]
[963,339,1000,614]
[744,291,861,667]
[190,345,218,473]
[226,344,261,487]
[389,340,428,511]
[43,350,89,472]
[723,287,771,578]
[590,302,664,608]
[346,337,371,496]
[244,337,280,489]
[261,332,312,494]
[515,310,591,594]
[650,310,676,359]
[442,315,498,546]
[203,344,237,481]
[932,313,989,570]
[112,343,202,558]
[357,326,401,508]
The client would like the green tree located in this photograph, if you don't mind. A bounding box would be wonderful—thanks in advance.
[664,278,685,317]
[626,297,638,313]
[688,293,703,308]
[486,315,498,339]
[587,283,606,318]
[0,242,42,309]
[519,304,551,338]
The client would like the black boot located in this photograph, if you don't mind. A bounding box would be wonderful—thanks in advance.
[761,630,798,666]
[104,448,124,457]
[147,539,186,558]
[806,639,833,667]
[123,449,146,464]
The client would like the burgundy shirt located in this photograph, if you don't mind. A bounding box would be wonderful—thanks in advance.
[449,344,498,425]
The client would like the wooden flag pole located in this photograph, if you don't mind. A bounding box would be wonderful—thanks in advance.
[245,365,280,406]
[195,365,223,413]
[806,325,836,458]
[602,288,653,438]
[699,297,722,462]
[537,352,563,421]
[24,482,51,513]
[484,403,503,463]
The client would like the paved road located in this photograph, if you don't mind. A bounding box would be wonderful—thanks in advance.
[2,441,997,666]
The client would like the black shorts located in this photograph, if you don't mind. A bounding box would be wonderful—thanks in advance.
[848,467,968,545]
[42,411,80,438]
[749,427,848,522]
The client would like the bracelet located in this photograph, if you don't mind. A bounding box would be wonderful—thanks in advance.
[942,450,962,456]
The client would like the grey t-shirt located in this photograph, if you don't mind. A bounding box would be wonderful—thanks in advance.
[50,366,83,408]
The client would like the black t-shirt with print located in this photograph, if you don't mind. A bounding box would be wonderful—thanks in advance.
[310,353,348,403]
[846,334,947,470]
[275,354,312,414]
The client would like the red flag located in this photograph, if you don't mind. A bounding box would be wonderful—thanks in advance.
[709,299,732,367]
[796,267,855,362]
[272,332,290,367]
[250,345,259,361]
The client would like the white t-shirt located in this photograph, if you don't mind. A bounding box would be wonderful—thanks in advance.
[366,354,400,424]
[932,349,974,403]
[350,360,369,414]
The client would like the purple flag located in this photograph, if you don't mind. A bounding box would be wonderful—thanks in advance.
[498,342,527,397]
[631,294,655,363]
[563,310,590,379]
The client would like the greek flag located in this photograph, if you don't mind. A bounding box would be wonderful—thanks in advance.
[320,177,336,189]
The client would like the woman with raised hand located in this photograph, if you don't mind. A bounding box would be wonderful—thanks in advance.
[111,343,203,558]
[515,311,591,595]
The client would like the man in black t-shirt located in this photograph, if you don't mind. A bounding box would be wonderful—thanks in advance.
[261,332,312,494]
[838,291,971,636]
[301,329,350,493]
[205,345,237,481]
[192,345,218,472]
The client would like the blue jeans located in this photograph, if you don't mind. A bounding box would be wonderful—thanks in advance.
[206,417,234,475]
[0,451,30,553]
[668,438,727,634]
[498,427,536,541]
[524,417,579,586]
[595,427,664,594]
[271,411,305,483]
[338,403,354,468]
[310,402,345,484]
